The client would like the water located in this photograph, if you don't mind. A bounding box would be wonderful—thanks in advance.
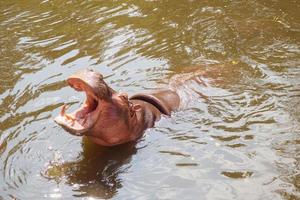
[0,0,299,199]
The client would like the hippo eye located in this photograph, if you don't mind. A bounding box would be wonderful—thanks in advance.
[119,93,128,101]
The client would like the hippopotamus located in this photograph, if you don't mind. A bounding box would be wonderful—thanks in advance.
[54,69,180,146]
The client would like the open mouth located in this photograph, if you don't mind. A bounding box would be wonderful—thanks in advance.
[54,80,101,136]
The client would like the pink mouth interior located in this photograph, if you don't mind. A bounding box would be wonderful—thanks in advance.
[55,81,99,135]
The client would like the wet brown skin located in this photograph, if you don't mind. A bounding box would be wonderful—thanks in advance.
[54,69,180,146]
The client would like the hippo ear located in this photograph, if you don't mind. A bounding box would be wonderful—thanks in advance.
[132,104,141,111]
[130,104,141,117]
[118,92,129,100]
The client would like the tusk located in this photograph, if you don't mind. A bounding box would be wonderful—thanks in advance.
[61,104,75,125]
[60,104,69,116]
[65,114,75,126]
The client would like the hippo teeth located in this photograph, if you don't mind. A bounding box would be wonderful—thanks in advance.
[60,104,68,116]
[59,104,76,124]
[55,78,102,134]
[59,95,99,127]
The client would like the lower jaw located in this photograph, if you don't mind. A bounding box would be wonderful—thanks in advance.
[55,102,100,136]
[86,136,121,146]
[55,116,91,136]
[63,124,89,136]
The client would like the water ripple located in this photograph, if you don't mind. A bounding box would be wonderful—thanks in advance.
[0,0,300,199]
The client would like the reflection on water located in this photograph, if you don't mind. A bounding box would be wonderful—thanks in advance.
[44,139,137,199]
[0,0,299,199]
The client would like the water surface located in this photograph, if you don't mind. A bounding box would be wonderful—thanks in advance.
[0,0,299,199]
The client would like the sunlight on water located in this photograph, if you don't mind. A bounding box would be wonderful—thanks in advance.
[0,0,299,199]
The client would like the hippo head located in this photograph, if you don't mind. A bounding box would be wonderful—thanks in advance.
[54,69,141,146]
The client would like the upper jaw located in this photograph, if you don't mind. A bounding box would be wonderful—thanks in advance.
[67,69,115,100]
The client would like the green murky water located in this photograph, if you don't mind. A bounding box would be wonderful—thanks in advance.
[0,0,299,199]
